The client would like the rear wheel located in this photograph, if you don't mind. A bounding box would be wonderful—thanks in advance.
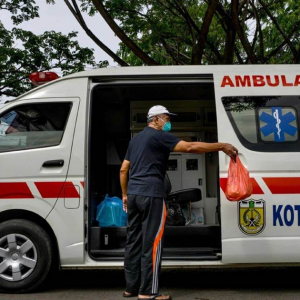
[0,219,54,293]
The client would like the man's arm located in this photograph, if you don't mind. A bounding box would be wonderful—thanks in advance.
[120,159,130,212]
[173,141,238,158]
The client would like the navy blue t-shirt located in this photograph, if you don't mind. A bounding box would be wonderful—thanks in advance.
[125,127,180,198]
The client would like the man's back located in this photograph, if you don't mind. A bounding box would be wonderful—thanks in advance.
[125,127,180,198]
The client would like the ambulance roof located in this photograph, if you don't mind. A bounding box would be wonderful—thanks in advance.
[13,64,299,101]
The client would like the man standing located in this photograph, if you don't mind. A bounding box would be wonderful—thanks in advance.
[120,105,237,300]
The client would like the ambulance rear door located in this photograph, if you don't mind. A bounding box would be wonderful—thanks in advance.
[214,65,300,264]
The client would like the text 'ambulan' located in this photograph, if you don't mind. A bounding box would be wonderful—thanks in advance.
[273,205,300,226]
[221,75,300,87]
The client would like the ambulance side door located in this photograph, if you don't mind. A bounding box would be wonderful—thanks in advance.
[214,66,300,264]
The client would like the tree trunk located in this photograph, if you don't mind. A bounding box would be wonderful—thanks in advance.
[231,0,258,63]
[64,0,128,66]
[223,25,236,64]
[192,0,218,64]
[92,0,160,66]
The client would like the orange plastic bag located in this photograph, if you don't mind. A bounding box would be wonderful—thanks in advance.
[225,156,253,201]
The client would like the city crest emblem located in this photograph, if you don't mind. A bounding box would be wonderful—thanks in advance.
[238,199,265,235]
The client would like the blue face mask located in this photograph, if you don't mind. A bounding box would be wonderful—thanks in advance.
[159,117,172,132]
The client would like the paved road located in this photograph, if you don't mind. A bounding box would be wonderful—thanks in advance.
[1,267,300,300]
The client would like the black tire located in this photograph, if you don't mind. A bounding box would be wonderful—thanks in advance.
[0,219,53,293]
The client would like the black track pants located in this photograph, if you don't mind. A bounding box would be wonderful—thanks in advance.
[124,195,167,295]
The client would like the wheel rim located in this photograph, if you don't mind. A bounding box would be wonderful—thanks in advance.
[0,234,37,282]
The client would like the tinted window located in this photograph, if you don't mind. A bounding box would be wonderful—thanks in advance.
[0,103,71,152]
[222,96,300,152]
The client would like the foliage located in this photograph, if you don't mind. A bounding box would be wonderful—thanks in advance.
[0,0,39,24]
[62,0,300,65]
[0,25,96,97]
[0,0,99,97]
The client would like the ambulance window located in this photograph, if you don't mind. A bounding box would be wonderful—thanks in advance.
[222,96,300,152]
[230,108,257,143]
[0,102,71,152]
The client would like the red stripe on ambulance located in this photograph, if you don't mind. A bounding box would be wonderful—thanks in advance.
[220,178,264,195]
[263,177,300,194]
[0,182,34,199]
[35,182,80,198]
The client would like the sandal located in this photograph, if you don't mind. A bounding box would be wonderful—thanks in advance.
[123,291,138,298]
[138,294,172,300]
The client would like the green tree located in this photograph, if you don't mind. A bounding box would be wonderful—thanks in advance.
[0,0,98,97]
[61,0,300,65]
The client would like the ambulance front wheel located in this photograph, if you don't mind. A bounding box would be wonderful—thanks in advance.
[0,219,54,293]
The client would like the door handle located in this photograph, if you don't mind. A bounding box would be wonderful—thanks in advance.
[42,160,64,167]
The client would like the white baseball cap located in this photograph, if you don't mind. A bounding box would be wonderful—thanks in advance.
[147,105,177,118]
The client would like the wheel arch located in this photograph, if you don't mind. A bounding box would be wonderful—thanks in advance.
[0,209,60,269]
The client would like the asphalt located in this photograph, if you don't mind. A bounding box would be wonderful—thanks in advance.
[2,267,300,300]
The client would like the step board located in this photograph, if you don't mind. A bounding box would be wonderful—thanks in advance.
[90,247,221,261]
[163,247,220,260]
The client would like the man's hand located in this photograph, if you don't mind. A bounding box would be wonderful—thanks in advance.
[123,195,128,213]
[222,143,238,159]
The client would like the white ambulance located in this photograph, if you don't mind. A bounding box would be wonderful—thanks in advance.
[0,65,300,292]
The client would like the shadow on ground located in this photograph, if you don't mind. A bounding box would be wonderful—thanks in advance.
[46,266,300,292]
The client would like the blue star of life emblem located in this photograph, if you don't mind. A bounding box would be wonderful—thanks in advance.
[259,107,298,142]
